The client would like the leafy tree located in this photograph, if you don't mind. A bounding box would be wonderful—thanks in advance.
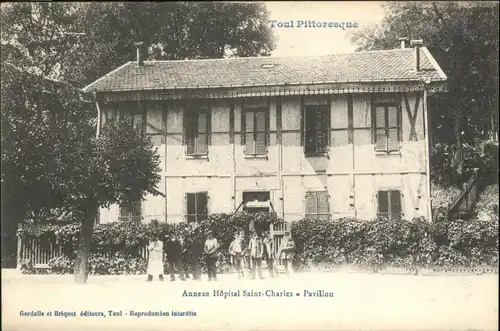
[348,2,499,186]
[63,120,163,284]
[1,2,275,275]
[1,61,163,283]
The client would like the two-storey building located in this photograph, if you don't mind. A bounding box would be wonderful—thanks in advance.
[82,39,447,227]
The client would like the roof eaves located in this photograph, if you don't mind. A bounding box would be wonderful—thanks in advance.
[422,47,447,81]
[96,77,430,93]
[81,61,133,93]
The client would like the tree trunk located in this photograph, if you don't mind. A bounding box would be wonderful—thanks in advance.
[74,203,97,284]
[452,107,464,181]
[490,104,499,142]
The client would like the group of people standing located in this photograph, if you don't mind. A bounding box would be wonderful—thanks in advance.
[145,229,295,282]
[229,230,295,280]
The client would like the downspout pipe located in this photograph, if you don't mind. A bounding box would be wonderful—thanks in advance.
[422,81,432,222]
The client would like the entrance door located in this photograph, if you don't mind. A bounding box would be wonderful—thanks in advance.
[241,191,286,270]
[242,191,270,232]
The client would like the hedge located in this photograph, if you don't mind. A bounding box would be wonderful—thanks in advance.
[18,212,279,275]
[18,213,498,275]
[292,216,498,269]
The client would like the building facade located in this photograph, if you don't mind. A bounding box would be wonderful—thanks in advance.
[82,41,447,225]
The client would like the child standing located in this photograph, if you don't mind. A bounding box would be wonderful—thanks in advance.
[204,231,219,281]
[229,232,244,279]
[248,231,264,280]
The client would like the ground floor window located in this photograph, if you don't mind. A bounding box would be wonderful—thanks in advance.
[186,192,208,222]
[377,190,402,220]
[305,191,330,220]
[119,201,141,222]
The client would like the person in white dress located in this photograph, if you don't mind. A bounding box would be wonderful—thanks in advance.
[146,234,164,281]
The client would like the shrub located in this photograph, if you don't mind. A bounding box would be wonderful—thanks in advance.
[291,215,498,269]
[18,212,279,275]
[474,184,499,222]
[18,211,498,274]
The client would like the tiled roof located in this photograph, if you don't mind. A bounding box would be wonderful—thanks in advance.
[82,47,447,93]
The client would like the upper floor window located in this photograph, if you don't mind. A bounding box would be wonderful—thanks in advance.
[185,108,210,156]
[377,190,402,220]
[186,192,208,222]
[372,96,401,153]
[242,106,269,156]
[303,96,330,155]
[305,191,330,220]
[119,201,141,222]
[101,104,145,135]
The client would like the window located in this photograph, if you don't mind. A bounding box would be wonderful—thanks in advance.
[119,201,141,222]
[185,108,210,155]
[186,192,208,222]
[242,191,270,213]
[242,108,268,156]
[377,190,402,220]
[305,191,330,220]
[373,103,400,153]
[120,104,145,134]
[303,97,330,155]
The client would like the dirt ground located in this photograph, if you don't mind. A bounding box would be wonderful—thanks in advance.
[2,270,498,331]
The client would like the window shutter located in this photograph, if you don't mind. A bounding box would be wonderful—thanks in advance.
[197,192,208,218]
[198,112,207,134]
[317,191,329,214]
[376,129,387,151]
[387,129,399,151]
[186,193,196,221]
[119,205,128,221]
[390,190,402,218]
[326,97,331,148]
[377,191,389,214]
[320,106,330,152]
[131,200,141,222]
[256,111,265,131]
[388,106,398,127]
[305,192,316,217]
[197,111,208,155]
[255,133,266,155]
[265,102,270,146]
[376,107,386,128]
[133,113,143,131]
[241,102,246,145]
[185,110,196,155]
[206,109,211,147]
[304,108,316,154]
[300,97,305,146]
[256,111,266,154]
[388,105,399,150]
[370,95,376,144]
[245,112,255,154]
[182,107,188,146]
[131,201,141,217]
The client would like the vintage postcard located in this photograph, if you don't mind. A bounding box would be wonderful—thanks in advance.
[1,1,498,331]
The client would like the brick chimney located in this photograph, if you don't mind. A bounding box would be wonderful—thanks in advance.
[410,39,423,72]
[134,41,144,66]
[398,37,409,49]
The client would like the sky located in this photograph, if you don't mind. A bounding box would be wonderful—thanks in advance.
[265,1,386,57]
